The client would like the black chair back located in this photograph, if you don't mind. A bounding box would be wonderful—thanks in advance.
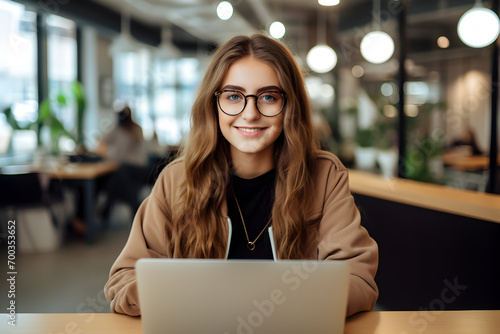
[0,172,44,207]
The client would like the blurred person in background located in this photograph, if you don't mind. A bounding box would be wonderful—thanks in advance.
[448,126,483,156]
[97,104,150,222]
[98,104,147,166]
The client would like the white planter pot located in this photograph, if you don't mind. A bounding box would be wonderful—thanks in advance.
[428,156,444,181]
[377,149,398,178]
[354,147,377,171]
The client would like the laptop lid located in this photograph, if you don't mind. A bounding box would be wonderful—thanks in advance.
[136,259,349,334]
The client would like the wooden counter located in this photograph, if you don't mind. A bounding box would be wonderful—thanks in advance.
[348,169,500,224]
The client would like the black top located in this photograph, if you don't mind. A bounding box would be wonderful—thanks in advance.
[227,169,276,260]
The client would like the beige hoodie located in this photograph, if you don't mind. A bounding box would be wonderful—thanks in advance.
[104,150,379,317]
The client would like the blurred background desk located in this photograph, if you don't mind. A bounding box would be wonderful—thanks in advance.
[38,161,118,244]
[2,310,499,333]
[39,161,118,181]
[1,160,117,245]
[443,152,500,172]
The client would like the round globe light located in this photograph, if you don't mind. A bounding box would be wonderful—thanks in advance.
[306,44,338,73]
[270,21,286,39]
[383,105,398,118]
[405,104,419,117]
[352,65,364,78]
[437,36,450,49]
[320,84,335,99]
[458,7,500,48]
[381,82,394,97]
[360,31,395,64]
[316,84,335,108]
[217,1,233,21]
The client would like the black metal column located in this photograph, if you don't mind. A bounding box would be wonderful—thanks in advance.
[76,25,83,84]
[36,12,47,103]
[486,0,499,194]
[35,12,48,146]
[397,0,408,178]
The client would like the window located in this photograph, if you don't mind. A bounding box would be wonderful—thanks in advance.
[153,58,200,146]
[0,0,37,155]
[113,48,201,146]
[47,14,77,132]
[333,1,497,193]
[0,0,37,126]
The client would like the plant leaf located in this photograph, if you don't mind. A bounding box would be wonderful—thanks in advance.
[57,93,67,106]
[38,99,51,122]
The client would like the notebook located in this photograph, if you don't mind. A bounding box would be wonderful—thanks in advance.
[136,259,349,334]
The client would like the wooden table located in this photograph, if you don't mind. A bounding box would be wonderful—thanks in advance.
[44,161,118,244]
[1,311,499,333]
[38,161,118,181]
[345,310,500,334]
[443,152,500,172]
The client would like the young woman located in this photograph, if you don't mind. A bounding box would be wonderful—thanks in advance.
[104,34,378,317]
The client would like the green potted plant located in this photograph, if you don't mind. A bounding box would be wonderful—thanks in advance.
[354,127,377,171]
[2,101,74,156]
[424,134,445,182]
[374,117,397,177]
[2,86,80,156]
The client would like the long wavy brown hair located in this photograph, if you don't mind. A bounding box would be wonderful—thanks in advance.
[170,34,320,259]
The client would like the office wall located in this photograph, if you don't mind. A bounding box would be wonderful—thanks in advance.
[445,53,500,152]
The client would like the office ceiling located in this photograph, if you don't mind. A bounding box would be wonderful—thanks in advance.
[91,0,376,47]
[89,0,482,61]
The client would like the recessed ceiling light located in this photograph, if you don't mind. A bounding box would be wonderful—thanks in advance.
[318,0,340,6]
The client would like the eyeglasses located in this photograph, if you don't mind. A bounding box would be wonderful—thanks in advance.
[214,90,286,117]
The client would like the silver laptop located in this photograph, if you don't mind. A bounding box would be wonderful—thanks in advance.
[136,259,349,334]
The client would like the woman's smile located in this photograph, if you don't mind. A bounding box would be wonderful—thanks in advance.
[235,126,267,136]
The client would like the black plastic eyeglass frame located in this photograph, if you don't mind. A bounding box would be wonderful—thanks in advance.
[214,90,287,117]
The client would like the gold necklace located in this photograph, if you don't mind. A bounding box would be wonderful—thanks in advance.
[233,193,272,251]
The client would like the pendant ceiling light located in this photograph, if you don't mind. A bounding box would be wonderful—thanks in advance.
[306,9,337,73]
[109,11,137,57]
[458,0,500,48]
[269,3,286,39]
[360,0,394,64]
[156,26,181,60]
